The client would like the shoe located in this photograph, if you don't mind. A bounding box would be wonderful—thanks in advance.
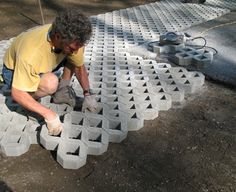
[52,85,76,107]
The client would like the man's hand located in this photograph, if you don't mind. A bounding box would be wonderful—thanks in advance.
[45,114,63,136]
[74,65,98,112]
[11,84,63,136]
[82,94,99,113]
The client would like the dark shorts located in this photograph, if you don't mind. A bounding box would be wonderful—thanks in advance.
[2,64,13,88]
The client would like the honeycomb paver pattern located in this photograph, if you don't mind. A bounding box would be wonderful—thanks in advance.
[0,0,234,169]
[206,0,236,11]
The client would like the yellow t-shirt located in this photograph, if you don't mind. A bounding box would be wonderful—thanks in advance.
[3,24,84,92]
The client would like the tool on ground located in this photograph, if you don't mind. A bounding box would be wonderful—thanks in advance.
[159,32,185,45]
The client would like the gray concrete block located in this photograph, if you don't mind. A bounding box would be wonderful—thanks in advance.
[61,124,87,143]
[166,67,189,79]
[153,63,172,72]
[125,111,144,131]
[176,78,201,93]
[24,122,41,144]
[100,94,120,105]
[40,125,61,151]
[0,131,5,153]
[63,113,73,129]
[84,127,109,155]
[154,43,168,54]
[105,116,128,143]
[155,93,172,111]
[0,131,5,141]
[71,111,87,126]
[84,113,109,133]
[188,72,205,87]
[10,112,28,131]
[48,103,73,116]
[165,85,185,102]
[0,131,30,156]
[0,114,13,131]
[57,140,88,169]
[0,94,6,104]
[136,102,159,120]
[193,54,213,69]
[0,104,12,114]
[133,86,156,96]
[115,94,145,105]
[174,52,193,66]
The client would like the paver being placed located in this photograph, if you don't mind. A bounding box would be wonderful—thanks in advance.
[0,0,232,169]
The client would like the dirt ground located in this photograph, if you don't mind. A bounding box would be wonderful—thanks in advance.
[0,1,236,192]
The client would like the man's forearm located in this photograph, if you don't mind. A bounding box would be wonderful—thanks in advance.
[11,87,56,120]
[75,65,90,92]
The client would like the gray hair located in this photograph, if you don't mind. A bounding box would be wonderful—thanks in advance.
[51,10,92,44]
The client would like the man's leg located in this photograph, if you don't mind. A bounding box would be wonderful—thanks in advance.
[2,65,58,99]
[31,72,59,100]
[52,62,77,106]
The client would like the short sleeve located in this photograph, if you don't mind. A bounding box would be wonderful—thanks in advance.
[12,57,40,92]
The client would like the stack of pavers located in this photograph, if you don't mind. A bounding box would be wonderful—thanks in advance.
[0,0,233,169]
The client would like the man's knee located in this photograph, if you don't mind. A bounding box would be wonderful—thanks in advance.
[39,73,59,94]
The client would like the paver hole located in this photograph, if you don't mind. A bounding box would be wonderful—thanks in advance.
[131,113,137,119]
[130,105,136,109]
[109,121,121,131]
[70,132,82,140]
[147,104,153,109]
[67,147,80,156]
[89,134,102,143]
[130,97,134,101]
[161,95,166,100]
[184,80,190,84]
[173,87,179,91]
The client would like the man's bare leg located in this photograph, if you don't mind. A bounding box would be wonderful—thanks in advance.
[31,72,59,100]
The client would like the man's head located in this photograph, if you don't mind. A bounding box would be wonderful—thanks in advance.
[51,10,92,54]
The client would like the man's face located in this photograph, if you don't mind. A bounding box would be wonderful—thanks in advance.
[62,40,83,55]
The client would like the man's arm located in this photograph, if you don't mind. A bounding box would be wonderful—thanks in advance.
[74,65,90,93]
[74,65,98,112]
[11,87,56,120]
